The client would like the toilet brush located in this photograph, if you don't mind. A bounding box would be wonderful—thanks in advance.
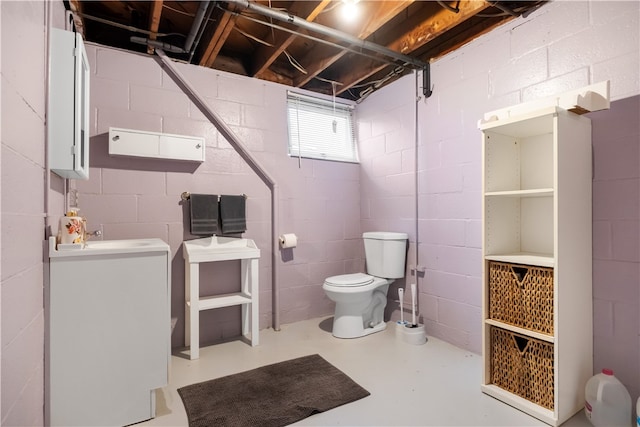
[398,288,406,325]
[397,284,426,344]
[410,283,417,327]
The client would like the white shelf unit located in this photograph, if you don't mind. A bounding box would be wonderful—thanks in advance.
[182,236,260,360]
[480,106,593,426]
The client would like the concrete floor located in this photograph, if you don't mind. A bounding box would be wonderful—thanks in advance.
[137,316,591,426]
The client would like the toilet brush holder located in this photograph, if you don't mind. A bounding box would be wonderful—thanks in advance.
[396,322,427,345]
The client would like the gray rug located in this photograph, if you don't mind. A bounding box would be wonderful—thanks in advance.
[177,354,370,427]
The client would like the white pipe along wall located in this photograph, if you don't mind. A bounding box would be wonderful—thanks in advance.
[154,49,283,331]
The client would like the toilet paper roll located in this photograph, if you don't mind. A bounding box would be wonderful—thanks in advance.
[279,233,298,249]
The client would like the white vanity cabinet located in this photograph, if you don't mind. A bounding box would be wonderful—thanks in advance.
[48,28,90,180]
[480,106,593,426]
[46,238,171,426]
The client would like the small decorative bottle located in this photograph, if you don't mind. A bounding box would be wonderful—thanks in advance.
[59,209,86,245]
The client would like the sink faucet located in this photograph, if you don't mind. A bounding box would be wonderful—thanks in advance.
[85,229,102,240]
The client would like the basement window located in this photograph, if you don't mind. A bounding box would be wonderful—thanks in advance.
[286,92,358,163]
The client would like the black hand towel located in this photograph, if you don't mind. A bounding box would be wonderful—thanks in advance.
[220,195,246,234]
[189,194,219,235]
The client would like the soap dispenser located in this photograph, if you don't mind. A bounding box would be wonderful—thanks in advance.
[59,209,86,245]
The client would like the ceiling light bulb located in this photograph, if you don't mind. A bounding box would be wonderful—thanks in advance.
[340,0,360,23]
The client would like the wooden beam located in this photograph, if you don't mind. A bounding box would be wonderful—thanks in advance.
[335,58,388,97]
[253,67,294,87]
[335,0,491,95]
[199,8,238,68]
[147,0,164,54]
[422,15,514,61]
[386,0,489,55]
[347,16,514,98]
[68,0,85,36]
[252,0,331,79]
[353,0,415,40]
[293,0,414,88]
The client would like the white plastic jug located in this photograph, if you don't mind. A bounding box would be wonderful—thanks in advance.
[584,368,632,427]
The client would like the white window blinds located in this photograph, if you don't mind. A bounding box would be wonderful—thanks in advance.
[287,92,358,163]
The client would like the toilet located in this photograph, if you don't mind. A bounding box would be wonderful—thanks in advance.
[323,231,408,338]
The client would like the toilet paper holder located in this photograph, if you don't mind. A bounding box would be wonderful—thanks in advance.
[279,233,298,249]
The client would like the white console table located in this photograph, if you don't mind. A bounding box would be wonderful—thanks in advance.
[183,236,260,360]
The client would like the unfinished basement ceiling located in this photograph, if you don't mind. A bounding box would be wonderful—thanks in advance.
[67,0,547,101]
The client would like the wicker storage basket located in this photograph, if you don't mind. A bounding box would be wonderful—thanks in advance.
[488,261,554,335]
[490,326,554,409]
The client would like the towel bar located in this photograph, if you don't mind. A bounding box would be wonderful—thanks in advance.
[181,192,247,201]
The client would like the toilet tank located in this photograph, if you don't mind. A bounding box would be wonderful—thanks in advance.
[363,232,408,279]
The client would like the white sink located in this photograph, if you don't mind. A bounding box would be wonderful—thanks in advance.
[86,240,157,249]
[183,236,260,263]
[49,237,169,257]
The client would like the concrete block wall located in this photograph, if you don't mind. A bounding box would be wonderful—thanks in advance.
[0,1,636,424]
[76,44,362,349]
[589,95,640,400]
[358,0,639,397]
[357,73,418,315]
[0,1,66,424]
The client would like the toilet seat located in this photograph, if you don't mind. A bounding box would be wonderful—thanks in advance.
[323,273,389,295]
[324,273,374,287]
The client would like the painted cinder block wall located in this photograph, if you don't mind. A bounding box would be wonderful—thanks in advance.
[0,1,637,425]
[0,1,67,424]
[589,95,640,401]
[75,43,363,349]
[358,0,639,400]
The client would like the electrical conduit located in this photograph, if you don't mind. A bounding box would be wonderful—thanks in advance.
[154,49,282,331]
[183,1,210,53]
[413,70,421,317]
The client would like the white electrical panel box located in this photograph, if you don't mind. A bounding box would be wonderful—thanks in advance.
[109,127,205,162]
[48,28,90,180]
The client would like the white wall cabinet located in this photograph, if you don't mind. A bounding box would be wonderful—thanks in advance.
[480,106,593,426]
[48,28,90,180]
[109,127,205,162]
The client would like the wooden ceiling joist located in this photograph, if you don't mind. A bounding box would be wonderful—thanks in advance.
[68,0,85,36]
[147,0,164,54]
[335,0,491,95]
[292,0,414,88]
[199,8,239,68]
[75,0,547,101]
[387,0,489,55]
[251,0,331,79]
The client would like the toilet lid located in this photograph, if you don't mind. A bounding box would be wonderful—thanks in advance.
[325,273,374,287]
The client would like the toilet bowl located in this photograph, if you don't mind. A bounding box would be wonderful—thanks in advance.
[323,273,392,338]
[323,232,408,339]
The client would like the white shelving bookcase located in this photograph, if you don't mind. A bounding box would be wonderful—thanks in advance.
[480,106,593,426]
